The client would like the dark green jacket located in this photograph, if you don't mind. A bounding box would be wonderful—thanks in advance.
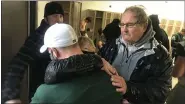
[31,71,121,104]
[31,54,121,104]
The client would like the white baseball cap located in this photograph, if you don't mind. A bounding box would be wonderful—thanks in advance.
[40,23,78,53]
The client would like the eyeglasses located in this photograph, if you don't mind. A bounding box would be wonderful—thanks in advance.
[119,22,138,28]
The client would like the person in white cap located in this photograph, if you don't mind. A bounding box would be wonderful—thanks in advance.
[31,23,122,104]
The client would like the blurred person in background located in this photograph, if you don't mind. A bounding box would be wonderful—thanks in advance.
[171,28,185,59]
[149,14,170,51]
[80,17,92,37]
[166,43,185,104]
[103,19,121,43]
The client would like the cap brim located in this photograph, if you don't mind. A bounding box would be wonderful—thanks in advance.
[40,45,47,53]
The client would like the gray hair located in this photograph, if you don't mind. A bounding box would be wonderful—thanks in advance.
[123,6,148,27]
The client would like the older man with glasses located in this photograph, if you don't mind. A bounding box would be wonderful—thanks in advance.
[98,6,172,104]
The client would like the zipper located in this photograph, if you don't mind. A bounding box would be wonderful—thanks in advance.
[125,48,147,63]
[125,38,154,63]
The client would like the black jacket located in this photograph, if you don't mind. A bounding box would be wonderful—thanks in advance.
[171,33,185,47]
[2,19,51,103]
[171,33,185,58]
[44,54,103,84]
[149,15,169,51]
[103,22,121,42]
[155,28,169,51]
[98,39,172,104]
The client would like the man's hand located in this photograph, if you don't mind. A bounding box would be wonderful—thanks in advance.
[101,58,118,76]
[5,99,21,104]
[111,75,127,94]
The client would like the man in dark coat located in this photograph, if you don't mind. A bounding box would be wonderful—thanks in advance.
[99,6,172,104]
[2,2,64,103]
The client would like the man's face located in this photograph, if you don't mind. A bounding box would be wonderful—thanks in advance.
[120,11,147,44]
[47,14,63,25]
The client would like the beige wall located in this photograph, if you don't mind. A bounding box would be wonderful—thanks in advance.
[81,1,184,21]
[36,1,184,25]
[37,1,50,27]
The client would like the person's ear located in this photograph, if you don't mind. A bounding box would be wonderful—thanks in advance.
[52,48,59,58]
[48,48,58,57]
[48,48,52,53]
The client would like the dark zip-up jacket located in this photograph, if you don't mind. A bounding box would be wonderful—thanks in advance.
[98,19,173,104]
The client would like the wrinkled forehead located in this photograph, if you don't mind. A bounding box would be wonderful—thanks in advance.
[121,11,138,23]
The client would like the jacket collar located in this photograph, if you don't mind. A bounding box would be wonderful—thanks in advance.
[44,54,103,84]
